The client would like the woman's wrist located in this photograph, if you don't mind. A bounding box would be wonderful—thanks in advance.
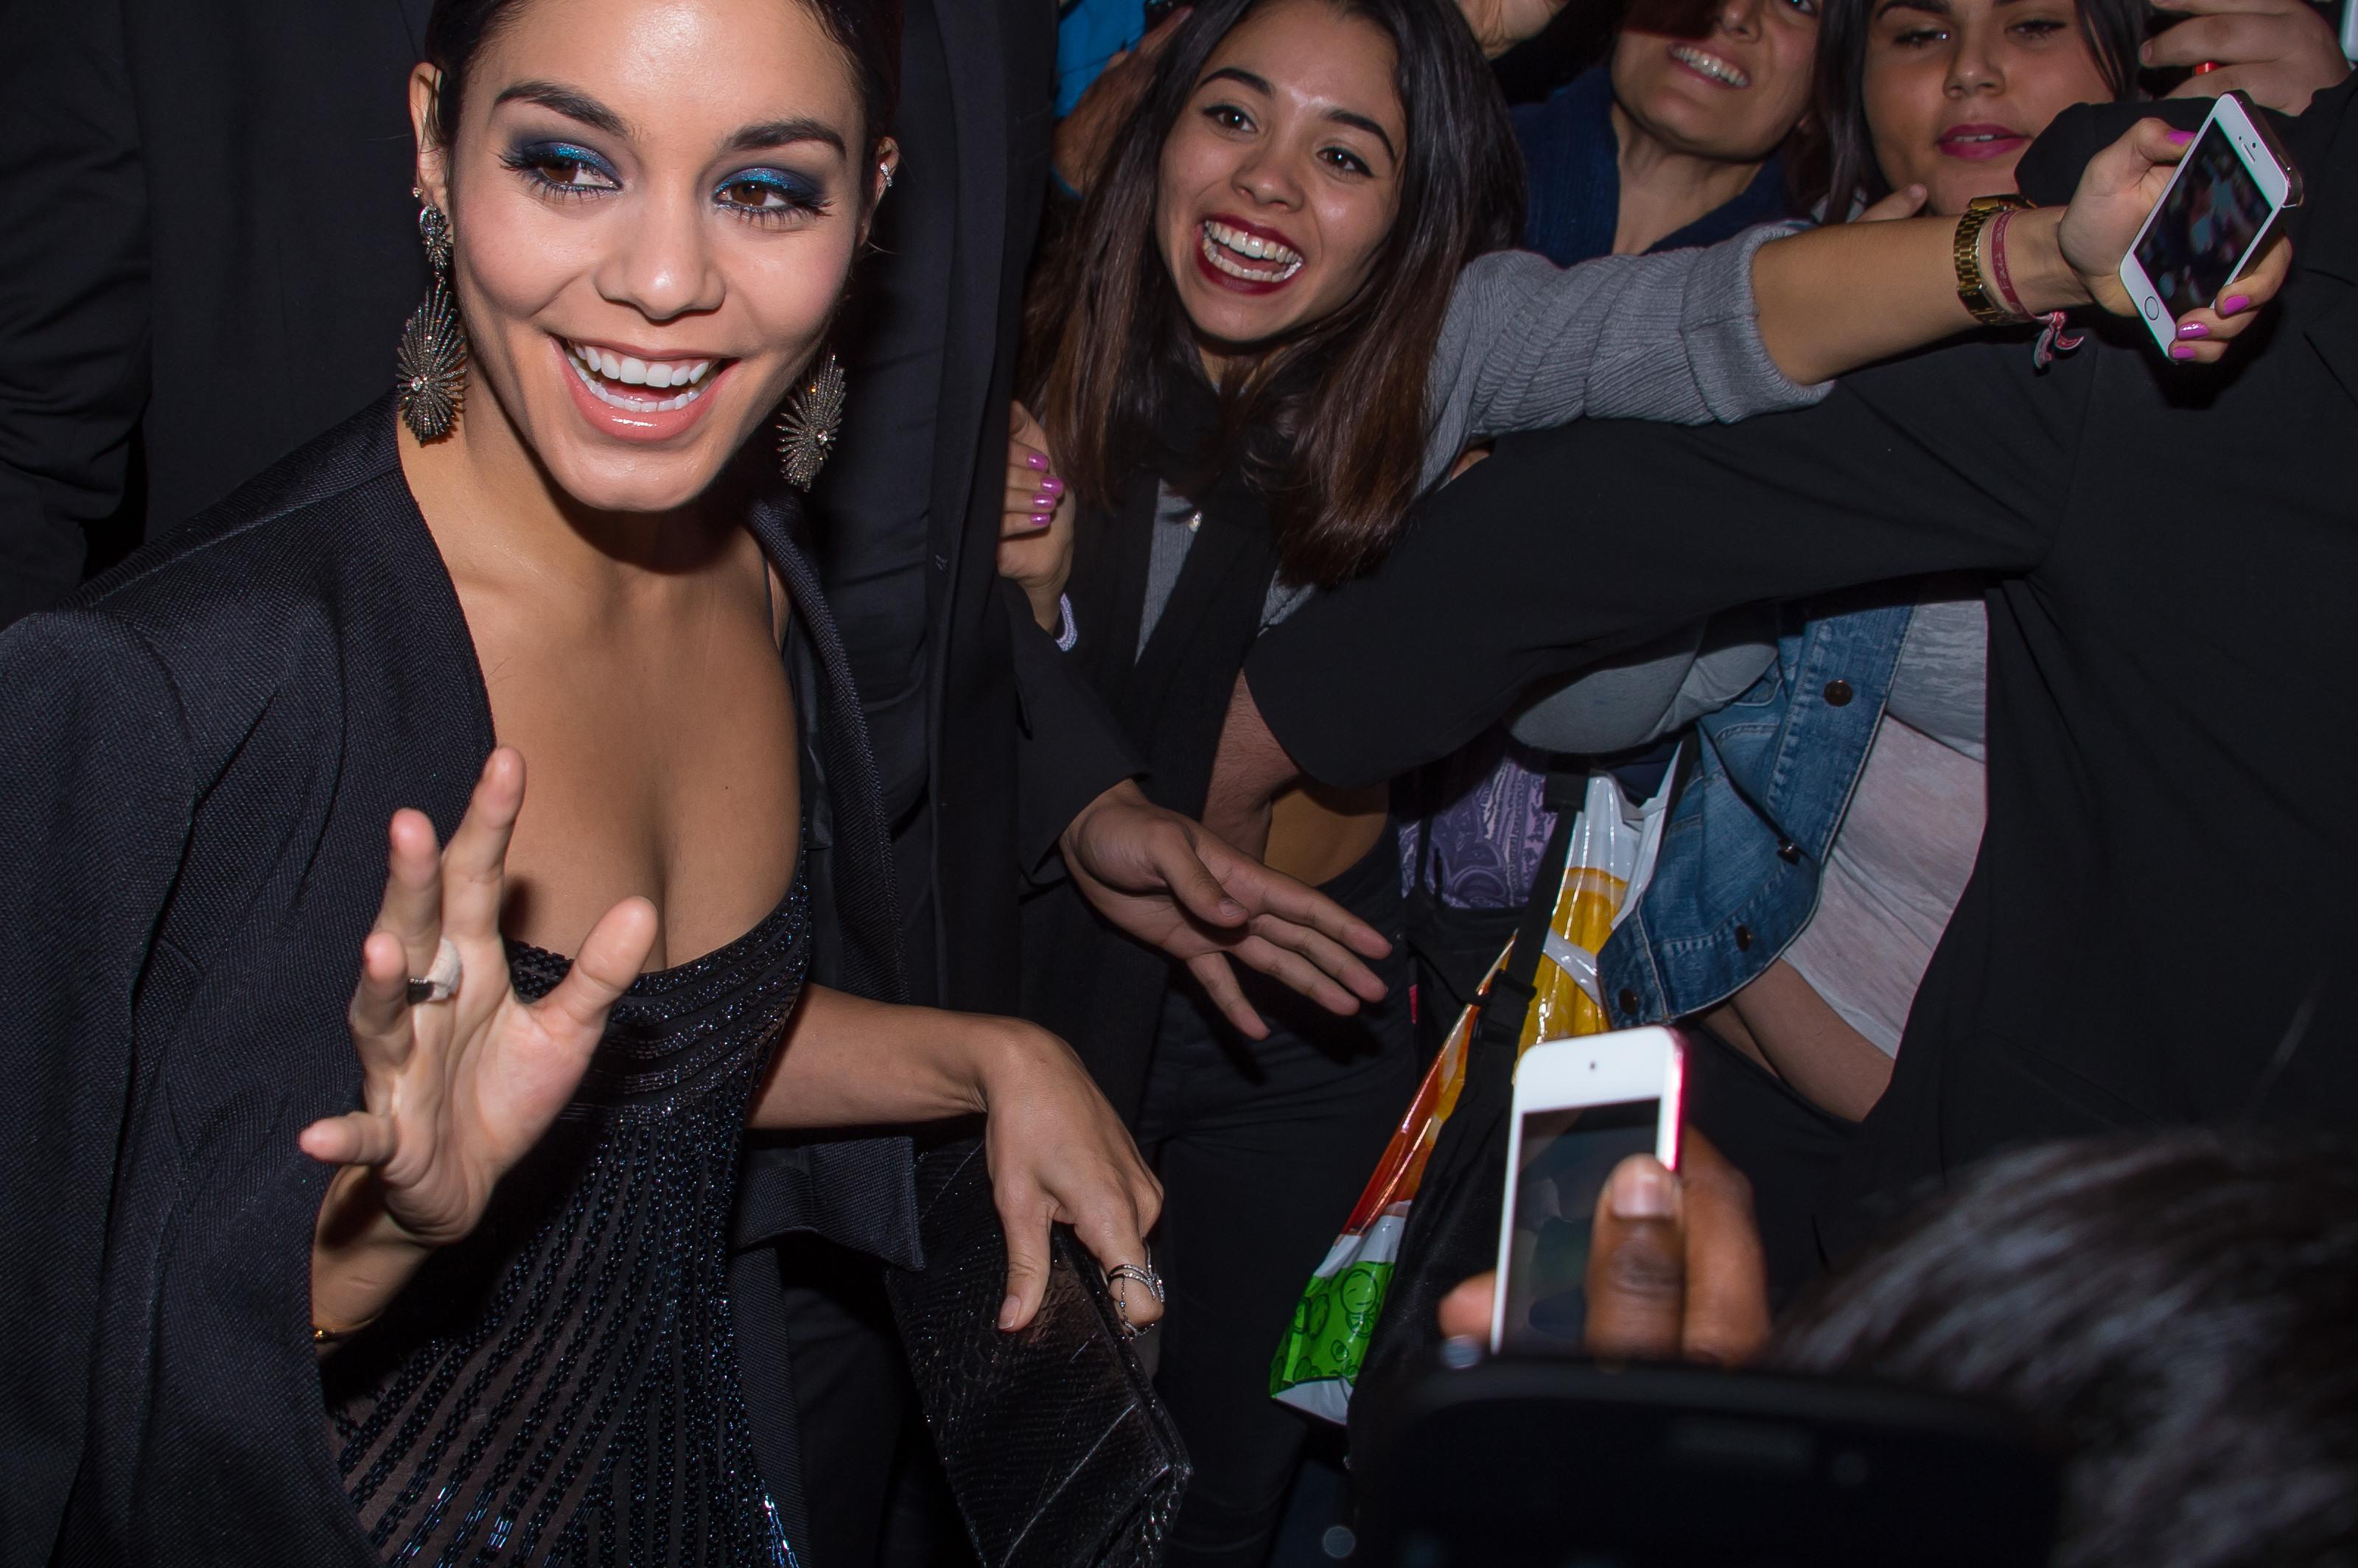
[311,1165,433,1339]
[2000,206,2093,317]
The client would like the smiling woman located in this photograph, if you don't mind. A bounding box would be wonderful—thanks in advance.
[0,0,1177,1564]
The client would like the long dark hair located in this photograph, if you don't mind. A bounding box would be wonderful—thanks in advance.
[1026,0,1525,588]
[1774,1134,2358,1568]
[1794,0,2144,213]
[422,0,903,159]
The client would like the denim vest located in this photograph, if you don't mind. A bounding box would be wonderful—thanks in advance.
[1595,600,1916,1027]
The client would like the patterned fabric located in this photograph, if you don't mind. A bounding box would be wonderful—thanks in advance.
[1398,729,1562,911]
[329,880,811,1567]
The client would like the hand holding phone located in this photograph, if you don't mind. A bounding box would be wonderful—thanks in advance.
[1492,1027,1687,1354]
[2116,91,2301,355]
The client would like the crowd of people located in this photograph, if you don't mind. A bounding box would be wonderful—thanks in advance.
[0,0,2353,1565]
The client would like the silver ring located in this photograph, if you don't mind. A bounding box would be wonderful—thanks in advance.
[1107,1249,1166,1339]
[405,938,462,1006]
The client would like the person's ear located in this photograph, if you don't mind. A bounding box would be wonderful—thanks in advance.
[857,137,901,250]
[410,64,454,216]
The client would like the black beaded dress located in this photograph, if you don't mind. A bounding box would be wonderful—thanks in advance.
[325,874,812,1568]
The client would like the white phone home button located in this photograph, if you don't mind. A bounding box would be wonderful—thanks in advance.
[2143,296,2162,319]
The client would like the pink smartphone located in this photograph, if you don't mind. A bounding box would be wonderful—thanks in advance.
[1490,1026,1686,1354]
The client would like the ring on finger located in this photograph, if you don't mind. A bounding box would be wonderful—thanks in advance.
[405,938,463,1006]
[1107,1248,1166,1339]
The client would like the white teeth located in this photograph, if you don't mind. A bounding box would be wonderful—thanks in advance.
[564,341,718,413]
[1198,220,1305,281]
[1670,44,1749,87]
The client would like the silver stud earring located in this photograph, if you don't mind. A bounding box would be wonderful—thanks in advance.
[396,190,468,442]
[777,351,846,490]
[879,161,895,195]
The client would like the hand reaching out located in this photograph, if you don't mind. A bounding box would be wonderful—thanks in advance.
[303,749,657,1334]
[1061,780,1392,1040]
[2147,0,2350,116]
[1455,0,1571,57]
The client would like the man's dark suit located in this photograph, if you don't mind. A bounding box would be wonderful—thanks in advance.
[0,0,1134,1559]
[0,0,434,623]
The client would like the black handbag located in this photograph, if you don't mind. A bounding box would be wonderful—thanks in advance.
[886,1137,1191,1567]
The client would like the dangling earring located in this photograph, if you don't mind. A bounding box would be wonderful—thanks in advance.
[396,189,469,442]
[777,351,846,490]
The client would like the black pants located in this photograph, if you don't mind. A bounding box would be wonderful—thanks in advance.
[1135,830,1421,1568]
[1681,1021,1855,1308]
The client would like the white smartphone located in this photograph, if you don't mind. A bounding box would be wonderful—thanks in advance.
[2117,91,2301,355]
[1490,1026,1685,1354]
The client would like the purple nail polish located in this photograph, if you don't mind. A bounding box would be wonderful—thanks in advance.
[2168,129,2196,145]
[1037,491,1061,509]
[1029,511,1053,527]
[1025,451,1047,471]
[1040,474,1065,494]
[2177,320,2208,340]
[2220,294,2251,316]
[2170,343,2197,360]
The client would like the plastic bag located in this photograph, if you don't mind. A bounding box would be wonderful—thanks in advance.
[1269,766,1676,1423]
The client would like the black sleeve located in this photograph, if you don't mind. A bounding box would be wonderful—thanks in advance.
[2015,95,2216,206]
[1247,337,2087,788]
[1003,580,1143,875]
[0,0,150,627]
[0,611,195,1555]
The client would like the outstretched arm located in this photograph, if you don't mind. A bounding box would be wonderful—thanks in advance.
[1437,120,2289,467]
[1756,118,2287,384]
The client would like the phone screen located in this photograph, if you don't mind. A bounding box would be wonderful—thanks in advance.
[2134,119,2275,314]
[1500,1099,1661,1351]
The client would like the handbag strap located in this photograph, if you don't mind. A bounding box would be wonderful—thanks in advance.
[1473,764,1586,1052]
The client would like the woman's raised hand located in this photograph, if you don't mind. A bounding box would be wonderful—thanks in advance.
[998,400,1077,634]
[302,748,657,1334]
[2058,117,2292,362]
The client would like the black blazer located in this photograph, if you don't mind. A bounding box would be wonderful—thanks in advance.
[0,402,916,1565]
[0,0,437,621]
[1248,85,2358,1245]
[813,0,1141,1018]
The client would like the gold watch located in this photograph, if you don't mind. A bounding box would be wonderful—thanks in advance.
[1953,194,2034,326]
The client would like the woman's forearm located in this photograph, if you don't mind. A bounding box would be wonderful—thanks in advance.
[1753,207,2087,387]
[746,984,1007,1130]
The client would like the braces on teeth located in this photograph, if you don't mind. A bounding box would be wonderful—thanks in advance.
[1199,221,1304,283]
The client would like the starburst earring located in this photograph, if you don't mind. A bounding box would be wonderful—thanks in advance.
[777,351,846,490]
[396,192,469,441]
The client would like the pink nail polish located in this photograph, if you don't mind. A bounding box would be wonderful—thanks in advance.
[2170,343,2197,360]
[2168,129,2196,144]
[1025,452,1047,471]
[2220,294,2251,315]
[1036,490,1060,509]
[1029,513,1053,528]
[2176,320,2208,339]
[1040,475,1066,495]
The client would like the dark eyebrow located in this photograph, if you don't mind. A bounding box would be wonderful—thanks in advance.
[1325,108,1397,162]
[492,80,632,139]
[1202,65,1274,96]
[1874,0,1953,14]
[1199,66,1397,162]
[721,117,847,158]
